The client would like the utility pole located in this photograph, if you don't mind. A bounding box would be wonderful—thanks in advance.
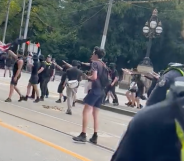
[2,0,11,43]
[18,0,26,50]
[19,0,26,39]
[100,0,113,50]
[22,0,32,52]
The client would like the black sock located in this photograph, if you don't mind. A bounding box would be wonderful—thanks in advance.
[81,132,86,136]
[93,132,97,136]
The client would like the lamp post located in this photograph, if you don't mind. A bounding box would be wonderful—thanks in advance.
[140,9,163,67]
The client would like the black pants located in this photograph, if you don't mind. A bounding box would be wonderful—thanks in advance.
[40,77,50,98]
[104,85,119,103]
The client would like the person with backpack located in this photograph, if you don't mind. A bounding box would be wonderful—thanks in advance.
[73,46,107,144]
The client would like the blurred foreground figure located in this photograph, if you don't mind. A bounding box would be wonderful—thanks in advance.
[112,76,184,161]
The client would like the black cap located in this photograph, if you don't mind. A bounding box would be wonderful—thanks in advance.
[33,54,38,60]
[39,55,45,61]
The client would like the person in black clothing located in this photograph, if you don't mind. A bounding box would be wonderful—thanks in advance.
[30,55,45,99]
[4,55,12,77]
[104,63,119,106]
[111,76,184,161]
[23,54,40,102]
[5,49,24,102]
[135,74,146,109]
[146,63,184,106]
[40,55,55,101]
[56,65,68,103]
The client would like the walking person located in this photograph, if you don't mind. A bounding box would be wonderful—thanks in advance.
[40,55,55,101]
[23,54,40,102]
[73,46,106,144]
[104,63,119,106]
[5,49,24,102]
[4,55,12,77]
[56,65,68,103]
[65,60,83,115]
[30,55,45,99]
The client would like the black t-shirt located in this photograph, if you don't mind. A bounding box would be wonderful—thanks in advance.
[38,61,46,77]
[111,102,181,161]
[90,61,103,89]
[61,72,67,83]
[136,79,144,93]
[110,70,118,81]
[42,61,55,78]
[31,61,39,76]
[66,67,82,81]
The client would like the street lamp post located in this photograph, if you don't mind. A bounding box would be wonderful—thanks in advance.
[140,9,163,67]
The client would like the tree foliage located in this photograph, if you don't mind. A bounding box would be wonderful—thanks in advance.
[0,0,184,71]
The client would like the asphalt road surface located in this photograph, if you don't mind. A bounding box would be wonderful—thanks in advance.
[0,69,132,161]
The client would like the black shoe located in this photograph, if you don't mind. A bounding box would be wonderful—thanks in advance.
[66,110,72,115]
[125,102,131,106]
[29,96,35,99]
[63,96,67,102]
[23,96,28,101]
[18,96,24,102]
[5,98,11,102]
[73,133,87,142]
[113,103,119,106]
[34,98,40,103]
[89,134,98,144]
[40,97,44,101]
[56,99,61,103]
[72,102,76,107]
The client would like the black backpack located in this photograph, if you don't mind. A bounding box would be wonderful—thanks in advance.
[98,60,111,89]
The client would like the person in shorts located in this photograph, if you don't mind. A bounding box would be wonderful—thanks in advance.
[5,49,24,102]
[73,46,105,144]
[23,54,40,103]
[4,55,12,77]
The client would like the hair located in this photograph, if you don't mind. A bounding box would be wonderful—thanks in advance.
[94,46,105,59]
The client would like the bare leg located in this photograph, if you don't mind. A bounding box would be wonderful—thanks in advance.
[14,86,21,97]
[8,67,11,77]
[26,83,32,96]
[130,92,136,106]
[33,84,39,98]
[126,91,131,102]
[92,107,99,133]
[82,104,92,133]
[8,84,15,99]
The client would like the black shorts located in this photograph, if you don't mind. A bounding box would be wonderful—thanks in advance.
[11,75,21,86]
[57,82,65,93]
[29,75,39,85]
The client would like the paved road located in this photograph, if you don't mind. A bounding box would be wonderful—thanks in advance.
[0,69,133,161]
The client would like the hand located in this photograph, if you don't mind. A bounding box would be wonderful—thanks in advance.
[13,77,17,82]
[111,82,114,86]
[62,60,66,64]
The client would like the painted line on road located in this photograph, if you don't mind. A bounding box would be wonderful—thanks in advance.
[0,121,91,161]
[0,100,121,139]
[0,81,124,138]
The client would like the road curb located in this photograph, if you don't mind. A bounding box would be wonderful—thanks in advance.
[76,99,136,117]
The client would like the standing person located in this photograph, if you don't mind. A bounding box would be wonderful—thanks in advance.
[40,55,55,101]
[4,55,12,77]
[65,60,83,115]
[56,65,68,103]
[23,54,40,102]
[104,63,119,106]
[30,55,45,99]
[135,75,146,109]
[73,46,106,144]
[5,50,24,102]
[45,58,56,98]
